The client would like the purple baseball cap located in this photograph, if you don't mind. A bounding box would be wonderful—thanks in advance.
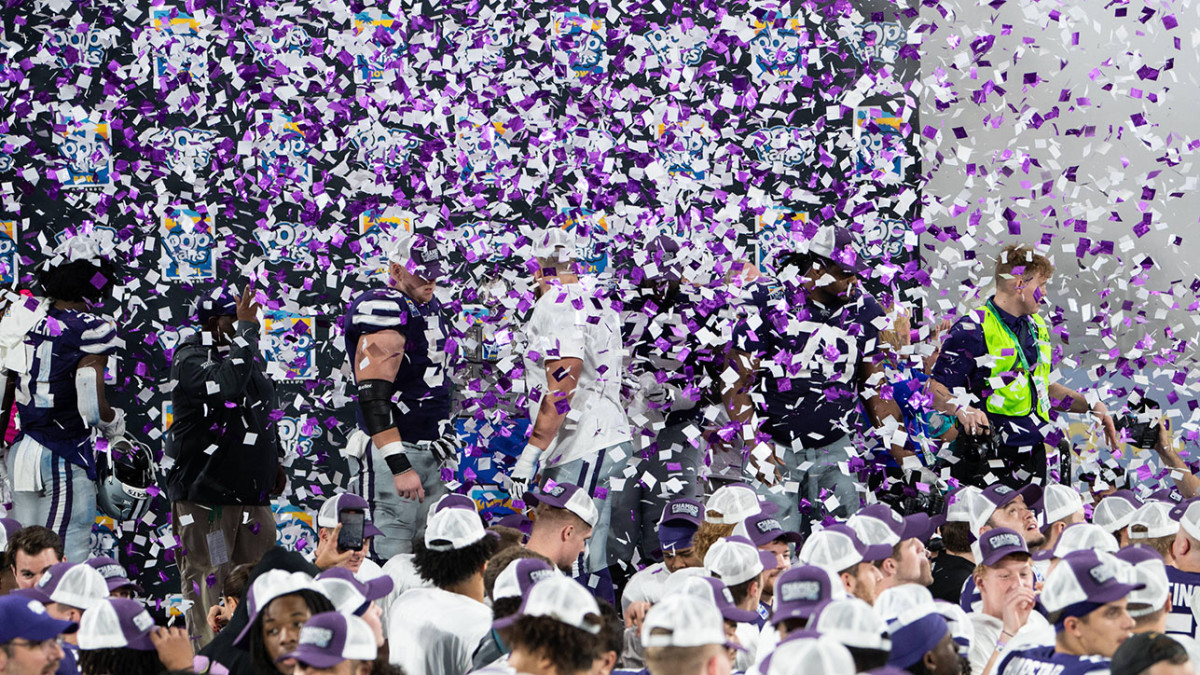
[970,483,1044,534]
[26,562,109,610]
[433,494,478,513]
[1148,487,1184,505]
[314,567,394,616]
[86,557,144,595]
[0,595,78,643]
[734,512,803,547]
[657,497,704,555]
[493,558,557,601]
[77,598,157,651]
[807,226,869,275]
[771,565,847,625]
[391,233,448,281]
[973,527,1030,566]
[315,493,384,539]
[678,575,759,624]
[661,497,704,527]
[278,612,377,668]
[495,513,533,536]
[849,504,938,546]
[1041,550,1145,622]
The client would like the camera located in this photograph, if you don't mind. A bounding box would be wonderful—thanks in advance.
[1115,398,1162,450]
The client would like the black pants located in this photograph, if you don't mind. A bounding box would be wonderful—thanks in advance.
[949,438,1048,488]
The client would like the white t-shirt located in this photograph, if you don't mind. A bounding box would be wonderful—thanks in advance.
[524,280,631,467]
[388,587,492,675]
[734,621,761,671]
[622,562,671,611]
[968,610,1052,675]
[378,553,430,632]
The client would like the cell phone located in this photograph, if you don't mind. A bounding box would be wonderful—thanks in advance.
[337,511,365,552]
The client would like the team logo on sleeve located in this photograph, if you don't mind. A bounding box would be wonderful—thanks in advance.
[845,21,907,64]
[161,206,217,281]
[254,220,312,264]
[263,313,317,381]
[256,112,312,186]
[150,9,209,89]
[552,12,606,80]
[748,18,807,81]
[746,126,816,169]
[278,415,324,457]
[352,9,406,83]
[44,24,116,68]
[853,106,910,183]
[0,221,17,285]
[57,112,113,188]
[149,127,218,176]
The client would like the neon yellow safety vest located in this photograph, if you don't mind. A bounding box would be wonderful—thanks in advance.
[981,301,1052,422]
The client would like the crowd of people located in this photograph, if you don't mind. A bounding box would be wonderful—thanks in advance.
[0,224,1197,675]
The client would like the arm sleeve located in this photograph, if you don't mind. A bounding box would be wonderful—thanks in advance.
[930,320,983,391]
[351,295,409,337]
[528,296,585,362]
[176,322,263,402]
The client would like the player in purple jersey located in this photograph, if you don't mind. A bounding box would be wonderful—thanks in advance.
[343,233,457,559]
[0,238,125,562]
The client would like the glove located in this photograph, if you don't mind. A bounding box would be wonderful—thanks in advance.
[97,408,126,441]
[508,443,541,501]
[426,431,461,465]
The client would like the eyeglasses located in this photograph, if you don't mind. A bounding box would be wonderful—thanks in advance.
[8,638,59,653]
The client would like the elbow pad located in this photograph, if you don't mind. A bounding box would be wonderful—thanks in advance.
[356,379,397,437]
[76,367,103,427]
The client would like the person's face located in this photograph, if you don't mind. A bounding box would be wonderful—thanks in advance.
[802,259,858,307]
[1146,661,1195,675]
[1011,273,1049,315]
[843,562,883,605]
[559,524,592,571]
[109,587,135,599]
[987,497,1045,547]
[43,603,81,623]
[663,547,702,573]
[722,620,740,662]
[707,644,733,675]
[894,538,933,586]
[1071,598,1135,658]
[318,528,368,574]
[293,662,367,675]
[925,631,963,675]
[759,540,791,594]
[362,602,385,648]
[12,549,60,589]
[390,263,437,304]
[978,556,1034,616]
[4,636,64,675]
[262,594,314,675]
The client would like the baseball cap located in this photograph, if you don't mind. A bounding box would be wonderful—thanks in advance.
[798,525,892,572]
[971,527,1030,566]
[0,595,78,643]
[876,583,939,628]
[704,536,777,587]
[278,612,377,668]
[425,505,488,551]
[492,558,557,601]
[1039,484,1085,528]
[195,287,239,323]
[970,484,1044,535]
[1148,487,1185,505]
[432,494,478,513]
[810,597,891,651]
[1128,501,1180,540]
[1110,632,1190,675]
[678,575,759,624]
[313,567,394,616]
[804,226,869,275]
[732,512,803,547]
[641,594,742,651]
[771,565,848,625]
[887,610,951,670]
[77,598,157,651]
[86,557,144,595]
[495,513,533,536]
[705,484,764,525]
[234,570,317,645]
[1033,522,1119,561]
[659,497,703,554]
[760,633,857,675]
[1092,490,1143,533]
[27,562,110,611]
[1112,545,1170,618]
[944,486,982,524]
[934,601,974,652]
[527,482,599,528]
[315,493,384,539]
[1170,499,1200,542]
[389,233,448,280]
[494,576,602,635]
[848,504,937,547]
[1040,550,1144,624]
[531,228,576,261]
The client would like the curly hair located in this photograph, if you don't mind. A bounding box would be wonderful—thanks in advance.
[413,534,499,589]
[249,590,335,675]
[39,258,119,303]
[692,521,735,562]
[78,647,164,675]
[504,615,600,675]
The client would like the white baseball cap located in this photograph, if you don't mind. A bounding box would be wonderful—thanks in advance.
[28,563,110,611]
[1035,523,1118,561]
[798,525,891,573]
[315,493,384,538]
[235,570,317,645]
[945,486,982,524]
[1113,546,1170,618]
[493,576,601,635]
[1128,502,1180,540]
[1092,490,1142,533]
[1173,499,1200,542]
[705,484,762,525]
[875,583,939,628]
[78,598,156,651]
[704,536,776,587]
[761,634,857,675]
[1041,550,1143,617]
[424,506,488,551]
[1040,484,1085,527]
[492,559,558,601]
[528,482,599,528]
[641,594,740,650]
[810,598,891,651]
[531,228,576,260]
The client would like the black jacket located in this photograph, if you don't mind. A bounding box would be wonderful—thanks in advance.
[165,321,281,505]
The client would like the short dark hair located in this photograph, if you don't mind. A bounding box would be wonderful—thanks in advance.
[940,521,971,554]
[78,647,165,675]
[483,544,552,601]
[595,599,622,659]
[7,526,64,569]
[223,563,254,602]
[847,646,889,673]
[249,590,335,675]
[488,525,526,553]
[413,535,499,589]
[39,258,119,303]
[714,571,761,607]
[503,615,600,675]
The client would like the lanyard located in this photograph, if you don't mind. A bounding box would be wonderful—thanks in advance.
[985,300,1036,373]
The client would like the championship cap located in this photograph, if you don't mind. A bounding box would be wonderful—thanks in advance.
[971,527,1029,566]
[641,594,742,651]
[26,562,110,611]
[0,595,78,644]
[389,233,448,280]
[704,536,777,587]
[315,493,384,539]
[1040,550,1144,624]
[1169,498,1200,542]
[760,634,857,675]
[1033,522,1119,561]
[1128,502,1180,540]
[732,512,803,547]
[970,484,1044,535]
[810,597,891,651]
[944,486,982,524]
[313,567,394,616]
[78,598,157,651]
[677,575,759,624]
[875,584,939,628]
[658,497,703,554]
[492,558,557,602]
[887,609,950,670]
[1112,545,1170,619]
[848,504,938,546]
[1092,490,1143,534]
[277,612,377,668]
[771,565,848,626]
[1039,484,1085,528]
[934,601,974,652]
[705,484,766,525]
[234,570,316,645]
[424,505,488,551]
[432,494,478,513]
[798,525,891,572]
[493,576,602,635]
[527,482,599,528]
[85,557,144,596]
[532,228,577,261]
